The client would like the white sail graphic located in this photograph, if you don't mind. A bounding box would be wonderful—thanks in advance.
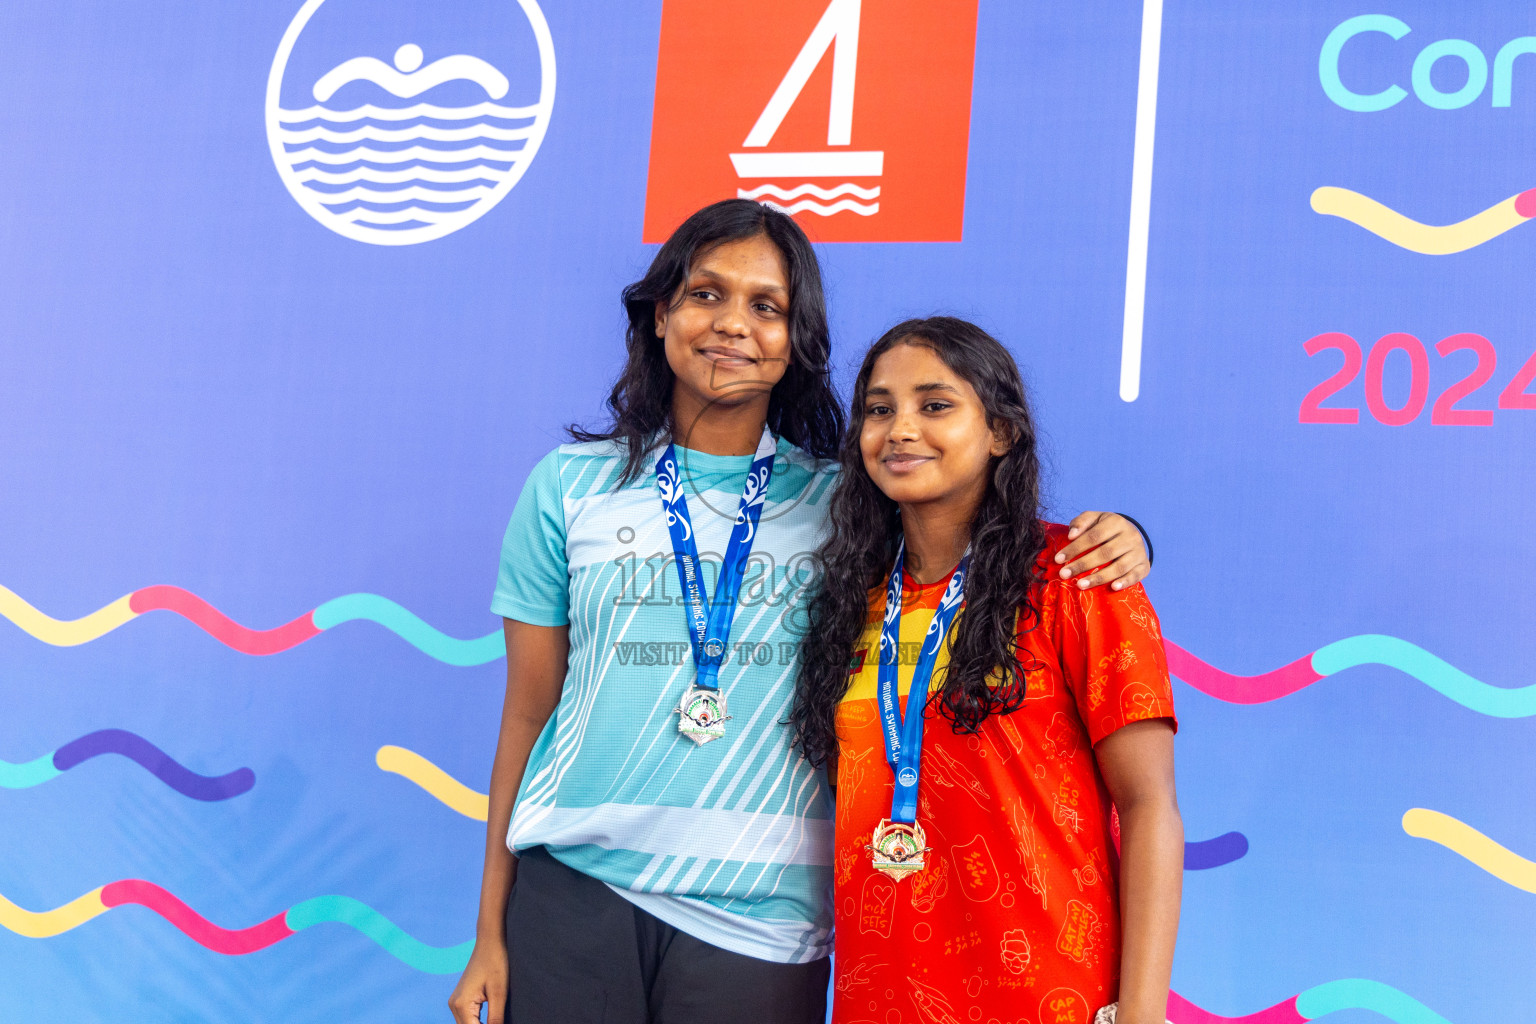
[731,0,882,216]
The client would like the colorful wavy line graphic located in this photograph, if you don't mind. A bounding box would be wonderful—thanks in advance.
[379,742,1250,870]
[376,745,488,821]
[1402,808,1536,894]
[0,881,471,974]
[0,584,501,666]
[1171,980,1454,1024]
[1165,636,1536,718]
[10,583,1523,720]
[0,729,253,801]
[1311,185,1536,254]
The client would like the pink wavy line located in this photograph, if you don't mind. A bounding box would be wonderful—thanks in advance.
[128,586,320,656]
[1168,992,1304,1024]
[1164,641,1322,704]
[100,879,293,954]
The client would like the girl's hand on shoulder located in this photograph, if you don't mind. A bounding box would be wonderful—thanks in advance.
[1055,511,1151,591]
[449,939,509,1024]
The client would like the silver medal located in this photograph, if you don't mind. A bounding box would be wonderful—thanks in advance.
[674,685,731,745]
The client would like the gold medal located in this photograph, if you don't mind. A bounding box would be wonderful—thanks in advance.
[867,818,929,880]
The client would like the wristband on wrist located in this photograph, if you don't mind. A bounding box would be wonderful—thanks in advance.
[1116,513,1154,566]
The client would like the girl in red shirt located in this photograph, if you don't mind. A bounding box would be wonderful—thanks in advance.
[792,317,1182,1024]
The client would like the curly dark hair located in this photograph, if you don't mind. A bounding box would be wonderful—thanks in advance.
[790,317,1049,769]
[570,198,845,484]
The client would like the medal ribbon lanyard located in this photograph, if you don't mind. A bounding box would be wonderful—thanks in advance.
[654,429,777,691]
[877,540,969,825]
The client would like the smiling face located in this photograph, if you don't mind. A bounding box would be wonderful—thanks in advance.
[656,233,793,430]
[859,340,1011,511]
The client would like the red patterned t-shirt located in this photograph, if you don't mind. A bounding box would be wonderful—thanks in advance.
[831,524,1176,1024]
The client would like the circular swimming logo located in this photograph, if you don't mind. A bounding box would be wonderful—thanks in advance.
[265,0,556,245]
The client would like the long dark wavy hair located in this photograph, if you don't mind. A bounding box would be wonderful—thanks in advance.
[791,317,1049,769]
[570,198,845,484]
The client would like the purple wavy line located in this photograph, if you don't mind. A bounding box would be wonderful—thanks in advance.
[1184,831,1249,870]
[52,729,254,802]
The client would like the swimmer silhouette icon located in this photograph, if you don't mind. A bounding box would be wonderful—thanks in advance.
[265,0,557,246]
[312,44,512,102]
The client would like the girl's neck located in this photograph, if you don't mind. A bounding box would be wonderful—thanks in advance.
[669,387,772,456]
[899,493,981,585]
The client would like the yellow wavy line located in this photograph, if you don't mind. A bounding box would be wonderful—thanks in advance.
[0,585,136,646]
[1310,187,1530,255]
[1402,808,1536,893]
[376,745,488,821]
[0,886,108,937]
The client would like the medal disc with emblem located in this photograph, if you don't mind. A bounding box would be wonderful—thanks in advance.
[868,818,929,880]
[675,685,731,745]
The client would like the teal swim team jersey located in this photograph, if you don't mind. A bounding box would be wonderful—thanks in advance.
[491,436,840,964]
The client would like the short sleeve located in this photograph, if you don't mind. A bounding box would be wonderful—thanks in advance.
[1052,580,1176,746]
[491,450,570,626]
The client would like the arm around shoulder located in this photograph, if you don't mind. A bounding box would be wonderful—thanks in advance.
[1054,511,1154,591]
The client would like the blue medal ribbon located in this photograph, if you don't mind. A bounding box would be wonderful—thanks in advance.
[654,428,777,692]
[877,540,969,825]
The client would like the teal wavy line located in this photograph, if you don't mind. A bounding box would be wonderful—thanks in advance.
[313,595,503,667]
[0,753,62,788]
[285,896,474,975]
[1313,635,1536,718]
[1298,979,1453,1024]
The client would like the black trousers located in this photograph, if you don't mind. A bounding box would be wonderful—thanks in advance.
[505,846,829,1024]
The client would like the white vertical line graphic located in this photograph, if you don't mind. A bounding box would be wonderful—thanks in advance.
[1120,0,1165,403]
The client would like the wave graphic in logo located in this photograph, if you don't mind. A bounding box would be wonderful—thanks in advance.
[265,0,556,245]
